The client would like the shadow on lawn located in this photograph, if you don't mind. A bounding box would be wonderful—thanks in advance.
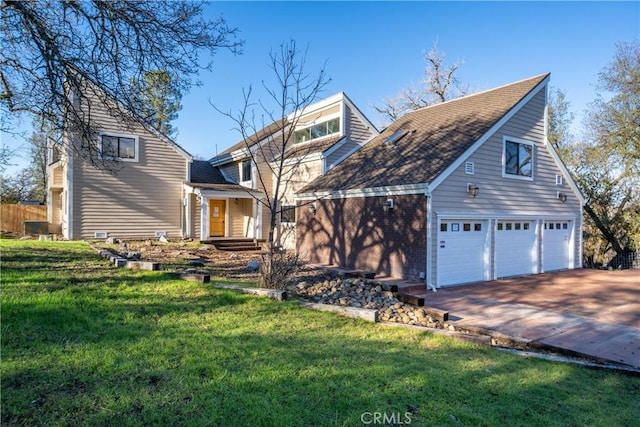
[2,243,639,425]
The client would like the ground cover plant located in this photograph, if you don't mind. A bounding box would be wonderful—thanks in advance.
[1,240,638,426]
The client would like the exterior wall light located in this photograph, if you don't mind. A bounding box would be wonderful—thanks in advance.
[557,192,567,203]
[309,202,317,215]
[382,199,394,213]
[467,183,480,198]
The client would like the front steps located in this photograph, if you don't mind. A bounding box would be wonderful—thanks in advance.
[203,238,263,252]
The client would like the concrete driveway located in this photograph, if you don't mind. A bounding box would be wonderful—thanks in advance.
[419,269,640,369]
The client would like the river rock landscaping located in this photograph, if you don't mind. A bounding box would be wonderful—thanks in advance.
[287,277,450,329]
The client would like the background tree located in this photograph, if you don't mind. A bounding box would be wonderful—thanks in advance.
[556,40,640,268]
[373,41,467,124]
[131,70,182,139]
[217,40,329,289]
[0,117,53,203]
[1,0,241,170]
[547,87,575,161]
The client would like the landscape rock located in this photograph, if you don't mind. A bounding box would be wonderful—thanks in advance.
[105,237,116,244]
[158,235,169,244]
[290,276,446,329]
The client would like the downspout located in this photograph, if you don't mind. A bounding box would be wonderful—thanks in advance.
[425,188,436,292]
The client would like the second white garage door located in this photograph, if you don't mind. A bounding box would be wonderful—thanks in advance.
[495,220,537,278]
[437,220,489,286]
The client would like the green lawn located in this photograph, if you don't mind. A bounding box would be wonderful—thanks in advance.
[1,240,638,426]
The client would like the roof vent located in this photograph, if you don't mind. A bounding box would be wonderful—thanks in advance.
[384,130,408,145]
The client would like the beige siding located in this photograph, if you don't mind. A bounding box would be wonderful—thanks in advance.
[299,104,340,123]
[345,104,376,143]
[51,166,64,187]
[71,97,188,240]
[325,105,376,169]
[276,158,322,249]
[429,89,582,283]
[191,193,201,239]
[220,162,240,183]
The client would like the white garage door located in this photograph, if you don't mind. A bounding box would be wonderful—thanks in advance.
[543,220,572,271]
[437,220,489,286]
[495,220,537,278]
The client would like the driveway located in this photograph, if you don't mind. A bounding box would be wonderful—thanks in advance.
[419,269,640,369]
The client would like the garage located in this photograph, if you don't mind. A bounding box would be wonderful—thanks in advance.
[495,220,537,278]
[437,219,489,286]
[543,220,572,271]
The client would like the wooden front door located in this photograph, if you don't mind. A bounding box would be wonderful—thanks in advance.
[209,199,226,237]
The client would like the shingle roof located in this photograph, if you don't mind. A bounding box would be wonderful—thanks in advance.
[189,160,230,184]
[215,119,288,158]
[299,74,549,194]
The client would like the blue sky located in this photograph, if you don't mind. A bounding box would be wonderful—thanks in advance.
[2,1,639,167]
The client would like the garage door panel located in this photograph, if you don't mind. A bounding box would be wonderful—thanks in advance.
[495,220,537,278]
[543,221,571,271]
[438,220,488,286]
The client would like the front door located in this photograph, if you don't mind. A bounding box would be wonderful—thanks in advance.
[209,199,226,237]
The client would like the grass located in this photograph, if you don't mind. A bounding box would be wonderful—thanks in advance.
[1,240,638,426]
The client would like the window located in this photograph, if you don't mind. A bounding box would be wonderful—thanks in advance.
[463,223,471,232]
[506,223,512,230]
[474,223,482,231]
[504,138,533,179]
[280,205,296,224]
[523,223,530,230]
[515,223,521,230]
[497,222,503,231]
[294,118,340,143]
[101,134,138,161]
[241,160,252,182]
[440,223,448,232]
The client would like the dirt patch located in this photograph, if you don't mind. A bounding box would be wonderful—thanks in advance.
[95,240,331,284]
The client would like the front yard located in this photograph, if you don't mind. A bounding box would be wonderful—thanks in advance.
[1,240,638,426]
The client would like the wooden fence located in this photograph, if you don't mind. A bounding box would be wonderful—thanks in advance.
[1,204,47,233]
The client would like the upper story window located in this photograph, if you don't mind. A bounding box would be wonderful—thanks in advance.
[100,133,139,162]
[294,117,340,144]
[503,137,533,180]
[280,204,296,224]
[241,159,252,182]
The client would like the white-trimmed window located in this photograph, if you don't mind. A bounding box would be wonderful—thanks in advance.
[100,133,139,162]
[280,204,296,224]
[503,137,533,180]
[294,117,340,143]
[241,159,252,182]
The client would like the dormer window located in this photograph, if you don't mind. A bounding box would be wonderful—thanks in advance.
[294,117,340,143]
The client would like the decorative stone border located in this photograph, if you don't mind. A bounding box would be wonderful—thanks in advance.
[212,283,287,301]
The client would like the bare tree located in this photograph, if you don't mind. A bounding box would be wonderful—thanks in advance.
[1,0,241,171]
[216,40,330,289]
[373,40,467,124]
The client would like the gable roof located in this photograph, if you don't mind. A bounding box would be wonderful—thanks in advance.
[81,78,193,161]
[298,73,550,195]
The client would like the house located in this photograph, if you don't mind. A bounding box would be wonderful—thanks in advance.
[48,88,378,246]
[185,92,378,248]
[48,83,193,240]
[295,74,585,288]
